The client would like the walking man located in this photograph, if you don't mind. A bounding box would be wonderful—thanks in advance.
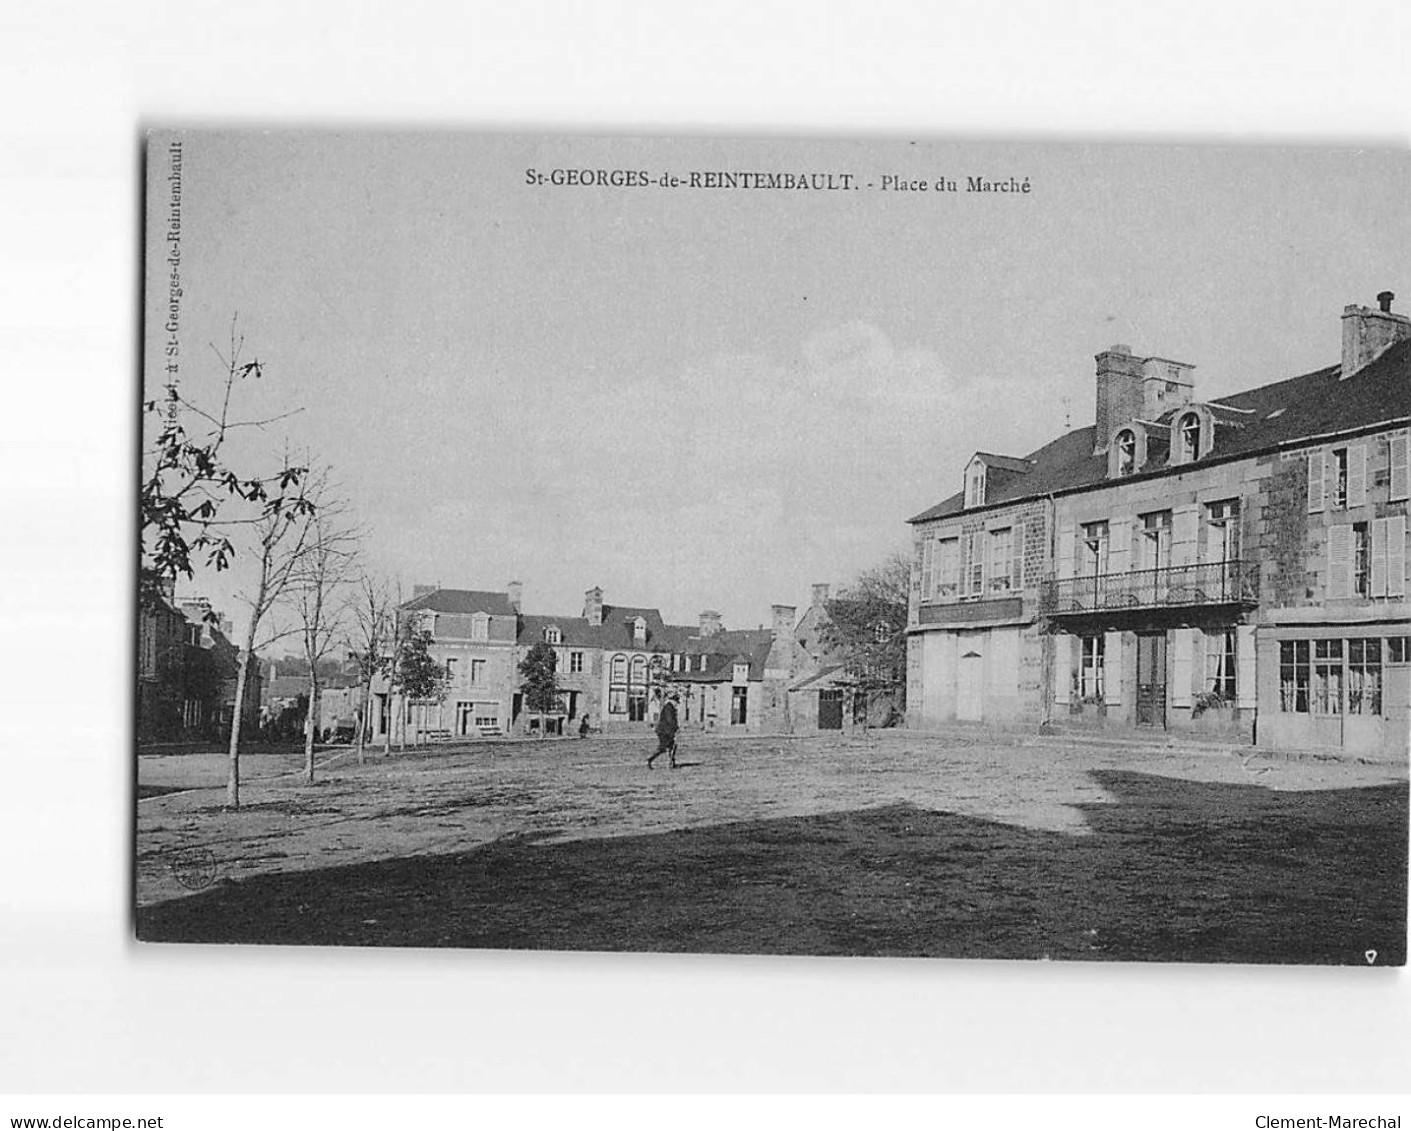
[647,693,679,770]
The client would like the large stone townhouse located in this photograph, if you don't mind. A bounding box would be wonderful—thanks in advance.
[907,294,1410,757]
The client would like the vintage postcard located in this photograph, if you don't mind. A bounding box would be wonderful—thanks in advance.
[136,130,1408,963]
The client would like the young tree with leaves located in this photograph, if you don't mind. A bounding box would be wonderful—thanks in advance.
[820,550,911,723]
[140,320,310,607]
[518,641,560,738]
[393,627,449,749]
[224,468,323,808]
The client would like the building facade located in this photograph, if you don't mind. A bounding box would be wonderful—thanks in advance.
[907,294,1411,757]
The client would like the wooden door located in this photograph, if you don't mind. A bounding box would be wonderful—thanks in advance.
[818,689,844,730]
[957,649,984,721]
[1136,632,1167,727]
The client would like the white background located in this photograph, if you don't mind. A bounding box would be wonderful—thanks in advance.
[1,0,1408,1095]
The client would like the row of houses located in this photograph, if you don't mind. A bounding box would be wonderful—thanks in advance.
[364,582,857,743]
[905,294,1411,757]
[136,591,263,743]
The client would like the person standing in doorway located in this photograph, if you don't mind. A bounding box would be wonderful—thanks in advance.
[647,693,679,769]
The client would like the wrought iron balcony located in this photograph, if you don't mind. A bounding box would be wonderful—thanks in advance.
[1039,560,1259,617]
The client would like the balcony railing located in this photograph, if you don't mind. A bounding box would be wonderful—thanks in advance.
[1039,559,1259,616]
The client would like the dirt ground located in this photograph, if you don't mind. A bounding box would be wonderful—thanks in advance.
[134,731,1408,963]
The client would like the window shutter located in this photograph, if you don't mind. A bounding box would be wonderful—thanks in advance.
[1347,442,1367,508]
[921,538,934,601]
[1108,517,1130,575]
[1011,522,1025,589]
[1371,518,1388,598]
[1055,521,1074,580]
[1326,524,1353,600]
[1171,629,1193,707]
[1236,625,1257,708]
[1390,431,1410,502]
[1104,631,1123,704]
[1053,635,1070,705]
[1172,505,1199,568]
[1307,450,1326,513]
[1388,514,1407,599]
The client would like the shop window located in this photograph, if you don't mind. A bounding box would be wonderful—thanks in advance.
[1279,641,1310,713]
[1312,639,1343,716]
[1347,639,1382,716]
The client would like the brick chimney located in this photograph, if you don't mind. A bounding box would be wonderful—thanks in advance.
[811,583,830,608]
[1093,345,1194,453]
[1341,292,1411,380]
[506,580,522,613]
[584,586,603,626]
[699,610,722,638]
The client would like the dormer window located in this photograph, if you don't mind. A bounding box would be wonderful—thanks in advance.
[470,612,489,642]
[544,626,562,645]
[1178,413,1201,461]
[965,460,986,508]
[632,617,647,645]
[1115,429,1137,476]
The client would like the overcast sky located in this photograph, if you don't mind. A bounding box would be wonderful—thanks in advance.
[145,133,1408,635]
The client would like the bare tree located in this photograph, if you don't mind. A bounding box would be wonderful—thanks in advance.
[346,573,397,763]
[290,495,361,783]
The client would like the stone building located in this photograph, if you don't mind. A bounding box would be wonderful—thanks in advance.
[371,584,520,742]
[906,294,1410,757]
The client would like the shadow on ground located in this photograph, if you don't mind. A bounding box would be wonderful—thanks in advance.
[137,771,1407,965]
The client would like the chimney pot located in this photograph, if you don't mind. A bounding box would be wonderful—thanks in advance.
[1378,291,1395,313]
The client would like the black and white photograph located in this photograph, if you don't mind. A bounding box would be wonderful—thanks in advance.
[135,130,1408,965]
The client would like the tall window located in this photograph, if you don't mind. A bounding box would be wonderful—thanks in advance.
[610,654,627,683]
[1205,629,1236,699]
[470,614,488,642]
[1206,500,1241,562]
[936,537,960,598]
[1312,639,1343,715]
[1279,641,1310,712]
[470,658,485,684]
[989,527,1013,592]
[1178,413,1201,462]
[1116,430,1137,476]
[965,530,985,596]
[569,651,583,674]
[1348,639,1382,715]
[445,658,458,681]
[1332,448,1349,509]
[1080,520,1109,576]
[1140,510,1172,570]
[1080,635,1105,700]
[1353,522,1371,597]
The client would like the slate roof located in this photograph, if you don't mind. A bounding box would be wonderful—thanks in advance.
[402,588,516,616]
[974,452,1036,473]
[909,339,1411,524]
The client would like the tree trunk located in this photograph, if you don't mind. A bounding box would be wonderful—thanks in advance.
[226,647,252,809]
[357,674,374,764]
[303,671,319,782]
